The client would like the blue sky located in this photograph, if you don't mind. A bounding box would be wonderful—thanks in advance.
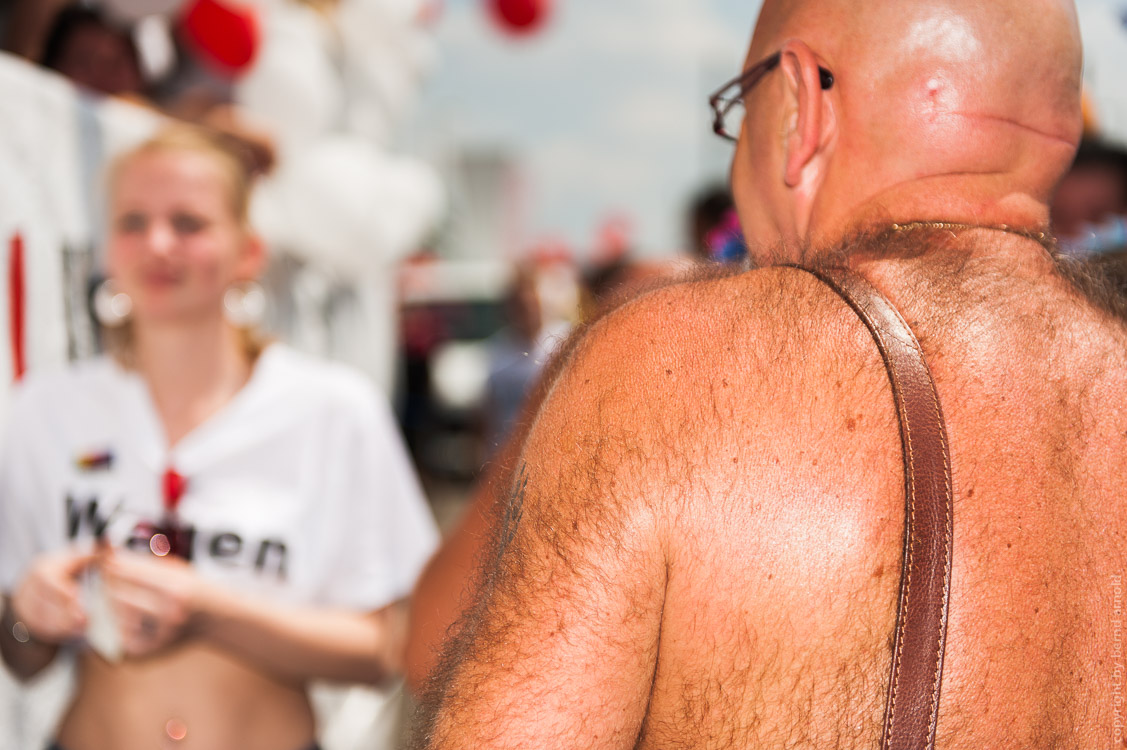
[409,0,1114,259]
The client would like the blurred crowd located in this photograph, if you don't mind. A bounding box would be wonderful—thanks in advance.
[6,0,1122,493]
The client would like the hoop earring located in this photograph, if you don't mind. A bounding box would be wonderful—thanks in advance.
[223,281,267,328]
[93,279,133,327]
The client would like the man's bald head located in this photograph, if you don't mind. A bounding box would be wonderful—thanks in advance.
[732,0,1084,255]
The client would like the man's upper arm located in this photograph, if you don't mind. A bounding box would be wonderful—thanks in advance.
[417,298,679,749]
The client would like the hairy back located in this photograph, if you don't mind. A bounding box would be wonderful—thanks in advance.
[640,235,1127,748]
[413,232,1127,750]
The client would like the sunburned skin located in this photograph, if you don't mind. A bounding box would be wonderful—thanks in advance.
[408,0,1124,744]
[413,230,1127,748]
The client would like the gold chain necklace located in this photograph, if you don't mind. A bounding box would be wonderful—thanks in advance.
[889,220,1053,243]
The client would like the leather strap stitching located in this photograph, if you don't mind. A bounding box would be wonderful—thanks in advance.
[887,306,953,740]
[880,314,917,746]
[928,386,953,733]
[783,265,953,750]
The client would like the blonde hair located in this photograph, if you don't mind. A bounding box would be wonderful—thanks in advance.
[108,123,254,226]
[103,124,269,365]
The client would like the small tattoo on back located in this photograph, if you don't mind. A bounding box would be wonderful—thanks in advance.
[497,463,529,559]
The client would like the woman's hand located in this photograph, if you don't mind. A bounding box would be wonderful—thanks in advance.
[98,550,405,683]
[10,549,96,644]
[101,550,216,658]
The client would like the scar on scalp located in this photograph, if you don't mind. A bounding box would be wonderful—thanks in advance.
[959,111,1077,148]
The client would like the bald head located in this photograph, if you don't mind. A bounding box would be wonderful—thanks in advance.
[732,0,1084,253]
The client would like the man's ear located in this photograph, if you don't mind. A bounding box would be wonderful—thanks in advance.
[779,40,836,189]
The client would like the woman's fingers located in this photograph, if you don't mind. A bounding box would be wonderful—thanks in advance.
[103,560,193,656]
[61,551,98,577]
[107,585,165,655]
[103,554,199,618]
[13,589,84,641]
[11,550,96,642]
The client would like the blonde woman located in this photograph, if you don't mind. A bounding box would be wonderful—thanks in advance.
[0,126,438,750]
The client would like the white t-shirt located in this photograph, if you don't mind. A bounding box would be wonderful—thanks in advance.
[0,344,439,612]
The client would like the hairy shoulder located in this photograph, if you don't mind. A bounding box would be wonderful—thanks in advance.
[532,266,857,441]
[409,266,897,748]
[518,265,870,521]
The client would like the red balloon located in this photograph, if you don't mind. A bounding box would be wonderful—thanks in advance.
[488,0,551,34]
[180,0,259,75]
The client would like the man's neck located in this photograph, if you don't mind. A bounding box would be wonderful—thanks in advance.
[754,223,1059,276]
[805,167,1056,254]
[132,318,253,446]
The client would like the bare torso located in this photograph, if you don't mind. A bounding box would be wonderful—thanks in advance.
[417,235,1127,750]
[57,644,315,750]
[637,250,1127,747]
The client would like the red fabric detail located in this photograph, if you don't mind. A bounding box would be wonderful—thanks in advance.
[180,0,260,75]
[488,0,551,34]
[163,467,189,512]
[9,233,25,381]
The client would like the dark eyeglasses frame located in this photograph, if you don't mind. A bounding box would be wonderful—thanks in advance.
[709,52,835,142]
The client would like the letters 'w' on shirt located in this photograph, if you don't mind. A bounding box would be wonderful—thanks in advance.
[0,344,439,612]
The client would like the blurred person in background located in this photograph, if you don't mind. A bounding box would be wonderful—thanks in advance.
[482,266,544,454]
[1052,137,1127,256]
[1051,137,1127,312]
[686,184,747,265]
[2,0,69,60]
[39,4,144,98]
[0,125,437,750]
[27,2,276,175]
[482,265,570,456]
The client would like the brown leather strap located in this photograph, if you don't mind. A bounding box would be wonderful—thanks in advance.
[789,265,953,750]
